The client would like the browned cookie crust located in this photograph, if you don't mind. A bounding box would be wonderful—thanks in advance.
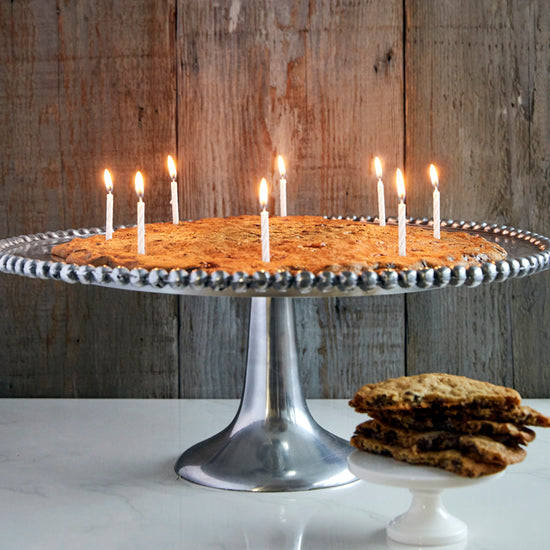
[367,412,536,445]
[51,215,507,274]
[351,433,506,478]
[354,420,527,466]
[349,373,522,413]
[368,405,550,429]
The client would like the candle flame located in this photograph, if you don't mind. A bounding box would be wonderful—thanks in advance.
[396,169,405,202]
[429,164,439,190]
[135,171,144,199]
[277,155,286,177]
[259,178,268,209]
[104,169,113,193]
[374,157,383,180]
[167,155,177,180]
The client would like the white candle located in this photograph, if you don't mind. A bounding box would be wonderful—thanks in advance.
[396,169,406,256]
[374,157,385,226]
[277,155,287,217]
[135,171,145,255]
[104,169,113,240]
[430,164,440,239]
[167,155,179,225]
[259,178,270,262]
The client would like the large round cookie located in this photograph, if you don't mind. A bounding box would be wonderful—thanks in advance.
[51,215,507,273]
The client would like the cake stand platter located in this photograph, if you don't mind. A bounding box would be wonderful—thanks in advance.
[1,216,549,492]
[348,449,504,546]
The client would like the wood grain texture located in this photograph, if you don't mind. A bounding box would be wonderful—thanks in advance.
[508,3,550,397]
[178,297,250,398]
[176,0,405,398]
[0,0,178,397]
[404,0,550,394]
[295,296,405,399]
[0,1,68,396]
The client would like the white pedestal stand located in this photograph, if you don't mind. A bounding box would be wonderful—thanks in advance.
[348,450,503,546]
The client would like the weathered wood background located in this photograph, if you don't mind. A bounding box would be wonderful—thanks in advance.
[0,0,549,398]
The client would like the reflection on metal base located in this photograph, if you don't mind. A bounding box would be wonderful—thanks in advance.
[175,297,356,492]
[175,417,355,492]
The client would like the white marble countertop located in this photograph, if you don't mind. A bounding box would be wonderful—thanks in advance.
[1,399,549,549]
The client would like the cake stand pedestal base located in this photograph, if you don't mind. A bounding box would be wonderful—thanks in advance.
[387,488,467,546]
[175,296,357,492]
[348,450,504,547]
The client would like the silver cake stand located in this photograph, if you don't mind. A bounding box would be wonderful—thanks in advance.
[1,216,549,492]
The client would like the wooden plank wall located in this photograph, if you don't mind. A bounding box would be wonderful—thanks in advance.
[0,1,179,397]
[405,1,550,397]
[0,0,548,398]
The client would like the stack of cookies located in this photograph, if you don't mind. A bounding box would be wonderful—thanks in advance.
[349,373,550,477]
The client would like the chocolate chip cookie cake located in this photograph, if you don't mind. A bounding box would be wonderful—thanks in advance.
[51,215,506,273]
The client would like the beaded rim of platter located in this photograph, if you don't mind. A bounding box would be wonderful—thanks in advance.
[1,216,549,297]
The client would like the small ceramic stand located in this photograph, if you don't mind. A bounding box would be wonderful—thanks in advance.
[348,450,503,546]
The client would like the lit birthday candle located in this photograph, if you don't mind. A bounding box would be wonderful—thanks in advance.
[374,157,385,226]
[135,171,145,255]
[396,169,406,256]
[167,155,179,225]
[277,155,287,217]
[259,178,270,262]
[430,164,440,239]
[104,169,113,240]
